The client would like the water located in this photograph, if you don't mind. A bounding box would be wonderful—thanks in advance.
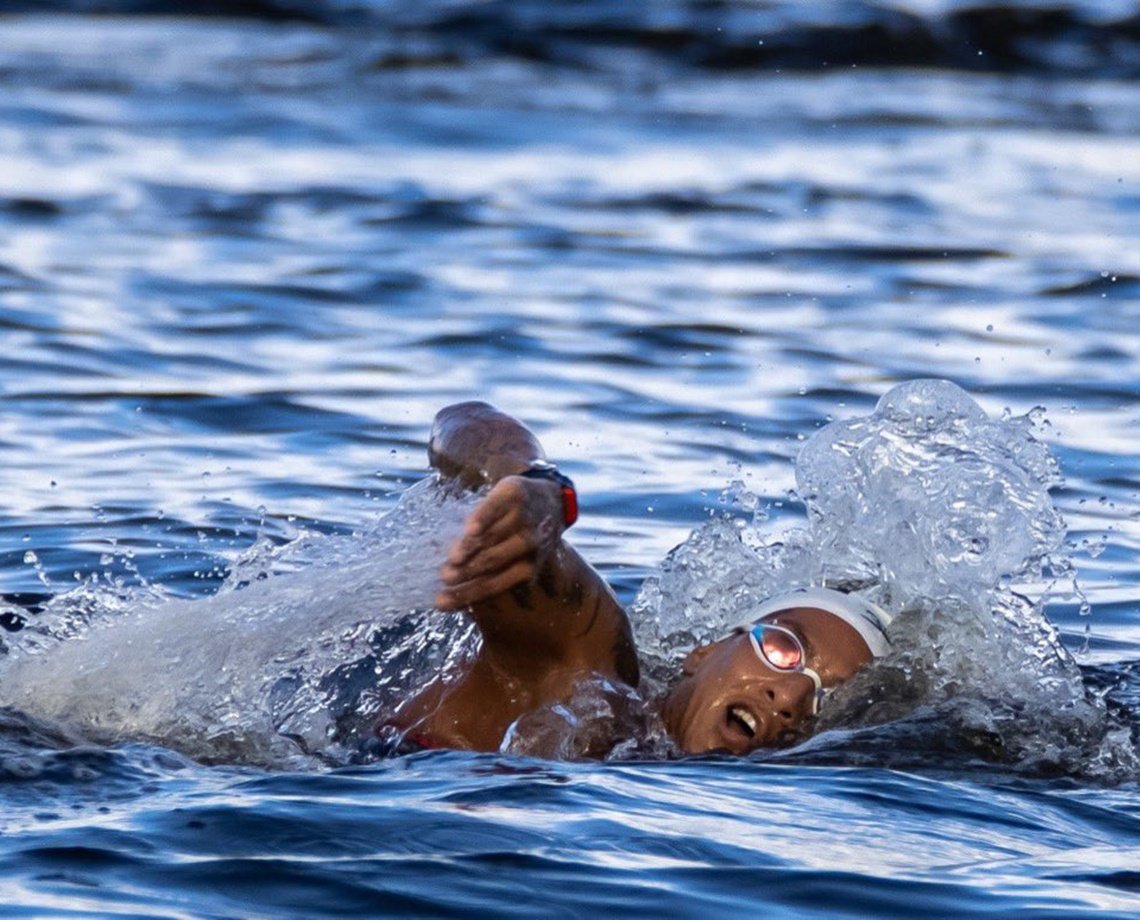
[2,0,1140,914]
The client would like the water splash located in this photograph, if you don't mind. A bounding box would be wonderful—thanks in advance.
[797,380,1064,612]
[0,478,478,766]
[633,379,1137,781]
[4,380,1136,777]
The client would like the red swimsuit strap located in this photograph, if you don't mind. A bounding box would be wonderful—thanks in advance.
[402,728,446,750]
[375,720,447,751]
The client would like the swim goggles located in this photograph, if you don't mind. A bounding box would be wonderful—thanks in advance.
[741,622,825,715]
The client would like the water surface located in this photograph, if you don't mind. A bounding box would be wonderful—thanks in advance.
[1,1,1139,915]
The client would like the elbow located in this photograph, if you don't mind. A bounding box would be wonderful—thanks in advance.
[434,401,497,424]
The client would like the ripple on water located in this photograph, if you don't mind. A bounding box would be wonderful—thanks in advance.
[0,4,1139,915]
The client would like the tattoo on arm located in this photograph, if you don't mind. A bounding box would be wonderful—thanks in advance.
[573,596,601,641]
[537,564,558,599]
[509,582,535,610]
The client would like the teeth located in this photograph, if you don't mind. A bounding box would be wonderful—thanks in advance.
[730,705,757,735]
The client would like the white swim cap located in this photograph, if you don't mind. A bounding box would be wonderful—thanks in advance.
[738,586,894,658]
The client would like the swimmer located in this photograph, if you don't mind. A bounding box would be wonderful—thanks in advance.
[384,402,892,755]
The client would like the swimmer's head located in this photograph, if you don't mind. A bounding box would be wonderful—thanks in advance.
[662,587,893,755]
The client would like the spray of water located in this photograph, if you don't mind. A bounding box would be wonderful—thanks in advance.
[3,381,1135,777]
[633,379,1137,780]
[0,478,478,766]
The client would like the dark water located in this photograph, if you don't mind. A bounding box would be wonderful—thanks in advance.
[1,1,1140,915]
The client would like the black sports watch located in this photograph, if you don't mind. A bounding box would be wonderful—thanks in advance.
[520,460,578,528]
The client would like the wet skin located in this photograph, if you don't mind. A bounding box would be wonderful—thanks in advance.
[398,401,874,756]
[662,607,874,755]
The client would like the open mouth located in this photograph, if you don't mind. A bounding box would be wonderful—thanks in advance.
[726,703,759,741]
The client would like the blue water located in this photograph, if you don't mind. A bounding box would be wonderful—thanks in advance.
[2,1,1140,915]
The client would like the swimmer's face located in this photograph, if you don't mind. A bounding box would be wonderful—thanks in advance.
[662,607,873,755]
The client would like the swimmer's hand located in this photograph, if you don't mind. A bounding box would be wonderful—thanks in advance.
[436,476,564,610]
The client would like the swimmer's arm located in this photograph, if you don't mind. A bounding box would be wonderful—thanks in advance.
[428,400,546,490]
[429,402,639,687]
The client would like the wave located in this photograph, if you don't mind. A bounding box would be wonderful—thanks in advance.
[3,1,1137,77]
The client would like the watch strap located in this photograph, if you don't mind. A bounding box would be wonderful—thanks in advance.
[520,461,578,528]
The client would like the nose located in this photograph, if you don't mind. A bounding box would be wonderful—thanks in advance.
[761,675,814,724]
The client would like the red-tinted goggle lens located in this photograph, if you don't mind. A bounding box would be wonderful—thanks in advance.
[749,623,805,671]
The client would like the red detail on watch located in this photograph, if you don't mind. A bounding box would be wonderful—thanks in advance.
[521,462,578,529]
[561,484,579,528]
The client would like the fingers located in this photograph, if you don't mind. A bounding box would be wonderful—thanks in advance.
[448,505,522,567]
[442,532,532,585]
[435,558,536,610]
[435,476,561,609]
[447,484,524,566]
